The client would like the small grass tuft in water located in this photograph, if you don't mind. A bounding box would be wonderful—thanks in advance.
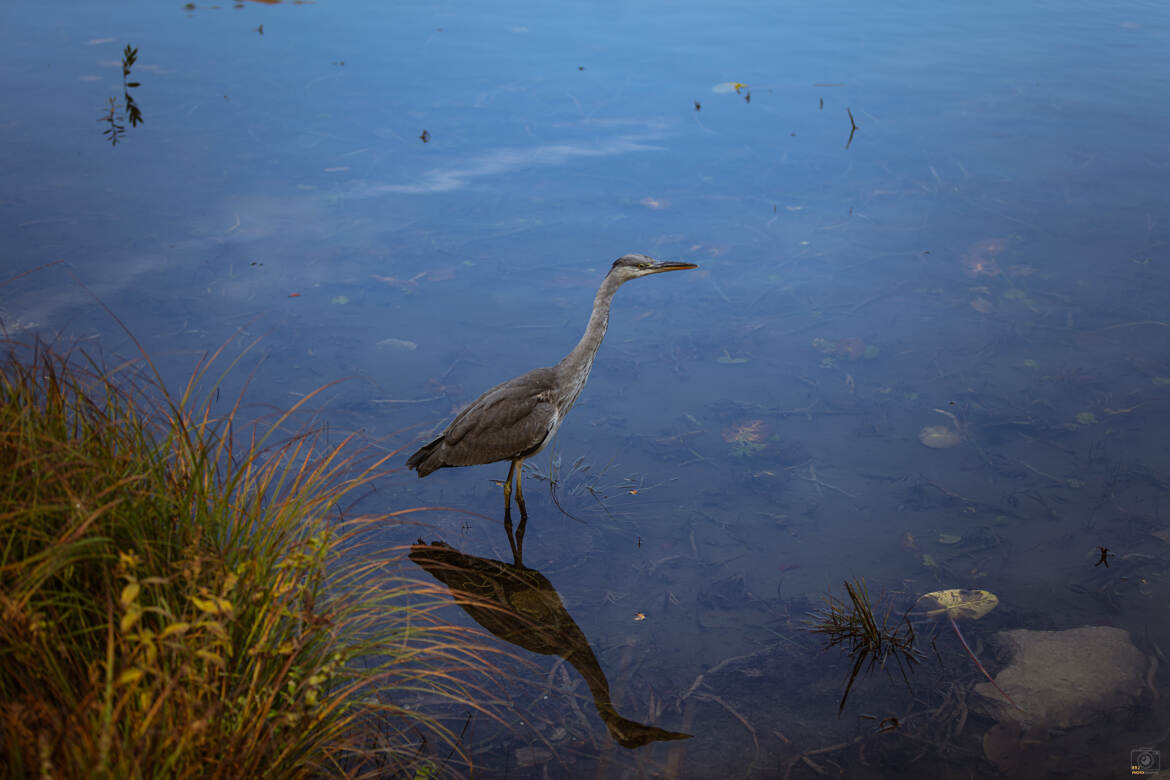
[806,577,923,714]
[0,336,514,777]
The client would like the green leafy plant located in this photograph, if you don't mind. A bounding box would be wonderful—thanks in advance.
[99,44,143,145]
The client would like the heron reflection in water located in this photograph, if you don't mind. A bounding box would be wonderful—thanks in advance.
[410,534,693,748]
[407,254,698,528]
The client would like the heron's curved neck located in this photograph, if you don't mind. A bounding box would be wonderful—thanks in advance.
[556,272,622,386]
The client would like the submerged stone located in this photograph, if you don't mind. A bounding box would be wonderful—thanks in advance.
[972,626,1147,729]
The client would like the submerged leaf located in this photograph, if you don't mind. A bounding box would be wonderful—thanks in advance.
[716,349,749,364]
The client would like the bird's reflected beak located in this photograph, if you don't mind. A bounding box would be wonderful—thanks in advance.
[647,260,699,274]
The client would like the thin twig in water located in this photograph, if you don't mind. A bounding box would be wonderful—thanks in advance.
[371,395,447,404]
[1102,320,1170,330]
[792,462,857,500]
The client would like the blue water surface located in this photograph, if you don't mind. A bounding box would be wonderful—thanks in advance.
[3,0,1170,776]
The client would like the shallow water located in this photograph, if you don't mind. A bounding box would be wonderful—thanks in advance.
[3,0,1170,776]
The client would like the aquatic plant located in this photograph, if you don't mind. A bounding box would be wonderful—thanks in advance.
[916,589,1025,712]
[806,578,922,713]
[722,419,768,457]
[961,238,1006,277]
[0,337,513,777]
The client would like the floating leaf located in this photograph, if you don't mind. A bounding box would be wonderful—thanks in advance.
[938,533,962,545]
[918,589,998,621]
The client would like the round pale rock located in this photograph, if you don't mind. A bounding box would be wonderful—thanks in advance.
[972,626,1147,729]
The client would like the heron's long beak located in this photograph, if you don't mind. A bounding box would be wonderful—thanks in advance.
[647,260,699,274]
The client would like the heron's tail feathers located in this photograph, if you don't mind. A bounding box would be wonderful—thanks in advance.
[405,437,444,477]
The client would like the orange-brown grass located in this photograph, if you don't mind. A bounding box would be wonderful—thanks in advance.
[0,336,517,778]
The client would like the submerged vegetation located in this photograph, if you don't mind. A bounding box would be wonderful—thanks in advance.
[0,337,511,777]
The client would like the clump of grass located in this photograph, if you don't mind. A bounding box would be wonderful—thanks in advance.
[806,578,922,713]
[0,336,512,777]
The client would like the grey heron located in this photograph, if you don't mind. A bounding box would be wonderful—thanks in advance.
[406,254,698,519]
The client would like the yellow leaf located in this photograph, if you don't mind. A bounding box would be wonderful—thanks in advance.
[116,668,144,686]
[190,595,219,614]
[918,589,998,621]
[160,622,190,639]
[191,594,233,616]
[120,608,141,633]
[196,650,225,667]
[119,583,140,607]
[202,621,228,641]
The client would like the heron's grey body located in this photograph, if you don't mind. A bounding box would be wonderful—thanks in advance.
[406,254,697,517]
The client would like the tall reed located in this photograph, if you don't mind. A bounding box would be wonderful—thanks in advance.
[0,337,512,778]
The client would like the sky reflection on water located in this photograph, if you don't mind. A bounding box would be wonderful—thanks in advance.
[3,0,1170,776]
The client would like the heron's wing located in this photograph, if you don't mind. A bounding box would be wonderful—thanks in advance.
[439,368,559,467]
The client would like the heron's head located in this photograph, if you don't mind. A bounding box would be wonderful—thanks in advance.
[607,254,698,283]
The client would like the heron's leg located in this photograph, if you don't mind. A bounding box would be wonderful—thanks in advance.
[503,459,517,516]
[514,458,528,520]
